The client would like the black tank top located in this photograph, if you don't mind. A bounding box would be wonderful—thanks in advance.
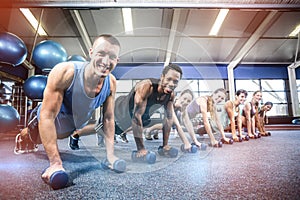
[128,78,172,118]
[242,102,256,118]
[115,78,172,130]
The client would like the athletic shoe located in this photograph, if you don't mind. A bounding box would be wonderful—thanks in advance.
[96,133,105,147]
[14,133,27,154]
[69,135,80,150]
[27,140,38,153]
[144,130,153,140]
[119,133,128,143]
[152,130,159,140]
[114,135,118,144]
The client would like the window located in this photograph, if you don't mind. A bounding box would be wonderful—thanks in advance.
[261,80,288,116]
[235,80,260,92]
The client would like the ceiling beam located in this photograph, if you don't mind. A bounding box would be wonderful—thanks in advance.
[228,11,280,70]
[227,10,279,100]
[7,1,300,9]
[164,9,181,67]
[288,61,300,69]
[69,10,92,57]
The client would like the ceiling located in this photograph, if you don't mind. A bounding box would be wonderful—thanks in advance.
[0,0,300,82]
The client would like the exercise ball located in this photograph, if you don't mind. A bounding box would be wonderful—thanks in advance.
[32,40,67,71]
[67,55,86,62]
[0,32,27,66]
[0,105,20,133]
[23,75,48,100]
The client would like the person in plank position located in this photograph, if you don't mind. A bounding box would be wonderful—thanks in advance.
[221,89,249,141]
[183,88,233,147]
[256,101,273,136]
[14,34,126,189]
[114,64,183,163]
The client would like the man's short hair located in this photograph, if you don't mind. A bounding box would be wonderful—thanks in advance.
[94,34,121,47]
[162,63,183,78]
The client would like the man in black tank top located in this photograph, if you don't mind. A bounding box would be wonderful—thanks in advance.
[114,63,183,162]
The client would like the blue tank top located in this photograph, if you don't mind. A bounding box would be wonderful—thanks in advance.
[38,61,111,134]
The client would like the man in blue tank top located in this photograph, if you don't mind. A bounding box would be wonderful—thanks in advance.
[14,34,126,189]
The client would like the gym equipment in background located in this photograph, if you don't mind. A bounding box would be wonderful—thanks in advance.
[0,32,27,66]
[32,40,67,72]
[0,104,20,133]
[23,75,48,101]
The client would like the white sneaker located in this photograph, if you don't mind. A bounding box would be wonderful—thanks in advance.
[14,133,27,154]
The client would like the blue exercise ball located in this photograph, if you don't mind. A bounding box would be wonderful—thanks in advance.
[67,55,86,62]
[0,32,27,66]
[23,75,48,100]
[0,105,20,133]
[32,40,68,71]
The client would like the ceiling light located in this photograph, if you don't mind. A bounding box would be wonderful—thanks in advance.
[209,9,229,36]
[289,24,300,37]
[20,8,48,36]
[122,8,133,34]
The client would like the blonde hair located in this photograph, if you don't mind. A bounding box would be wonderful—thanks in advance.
[207,88,226,120]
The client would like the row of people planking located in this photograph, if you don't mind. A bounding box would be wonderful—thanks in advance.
[13,34,272,190]
[114,88,272,148]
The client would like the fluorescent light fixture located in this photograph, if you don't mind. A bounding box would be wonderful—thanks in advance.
[20,8,48,36]
[122,8,133,34]
[289,24,300,37]
[209,9,229,36]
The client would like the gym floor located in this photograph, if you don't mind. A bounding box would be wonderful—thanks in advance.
[1,129,299,199]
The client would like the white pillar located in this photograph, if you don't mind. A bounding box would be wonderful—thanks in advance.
[227,66,235,101]
[287,65,300,116]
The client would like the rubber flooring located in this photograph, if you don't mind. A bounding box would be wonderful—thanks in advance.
[0,130,300,200]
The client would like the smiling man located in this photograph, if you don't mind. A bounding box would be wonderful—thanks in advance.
[114,63,183,163]
[14,34,126,189]
[115,64,182,163]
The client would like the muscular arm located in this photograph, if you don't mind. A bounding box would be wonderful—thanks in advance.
[132,80,151,149]
[102,74,117,158]
[39,62,74,168]
[162,96,174,146]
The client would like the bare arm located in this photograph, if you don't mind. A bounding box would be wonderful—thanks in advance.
[199,98,213,135]
[224,101,237,137]
[39,62,74,170]
[162,96,174,146]
[214,109,226,139]
[236,112,243,135]
[182,108,198,143]
[255,110,265,134]
[198,97,218,144]
[132,80,151,149]
[243,103,253,136]
[102,74,117,160]
[172,109,190,145]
